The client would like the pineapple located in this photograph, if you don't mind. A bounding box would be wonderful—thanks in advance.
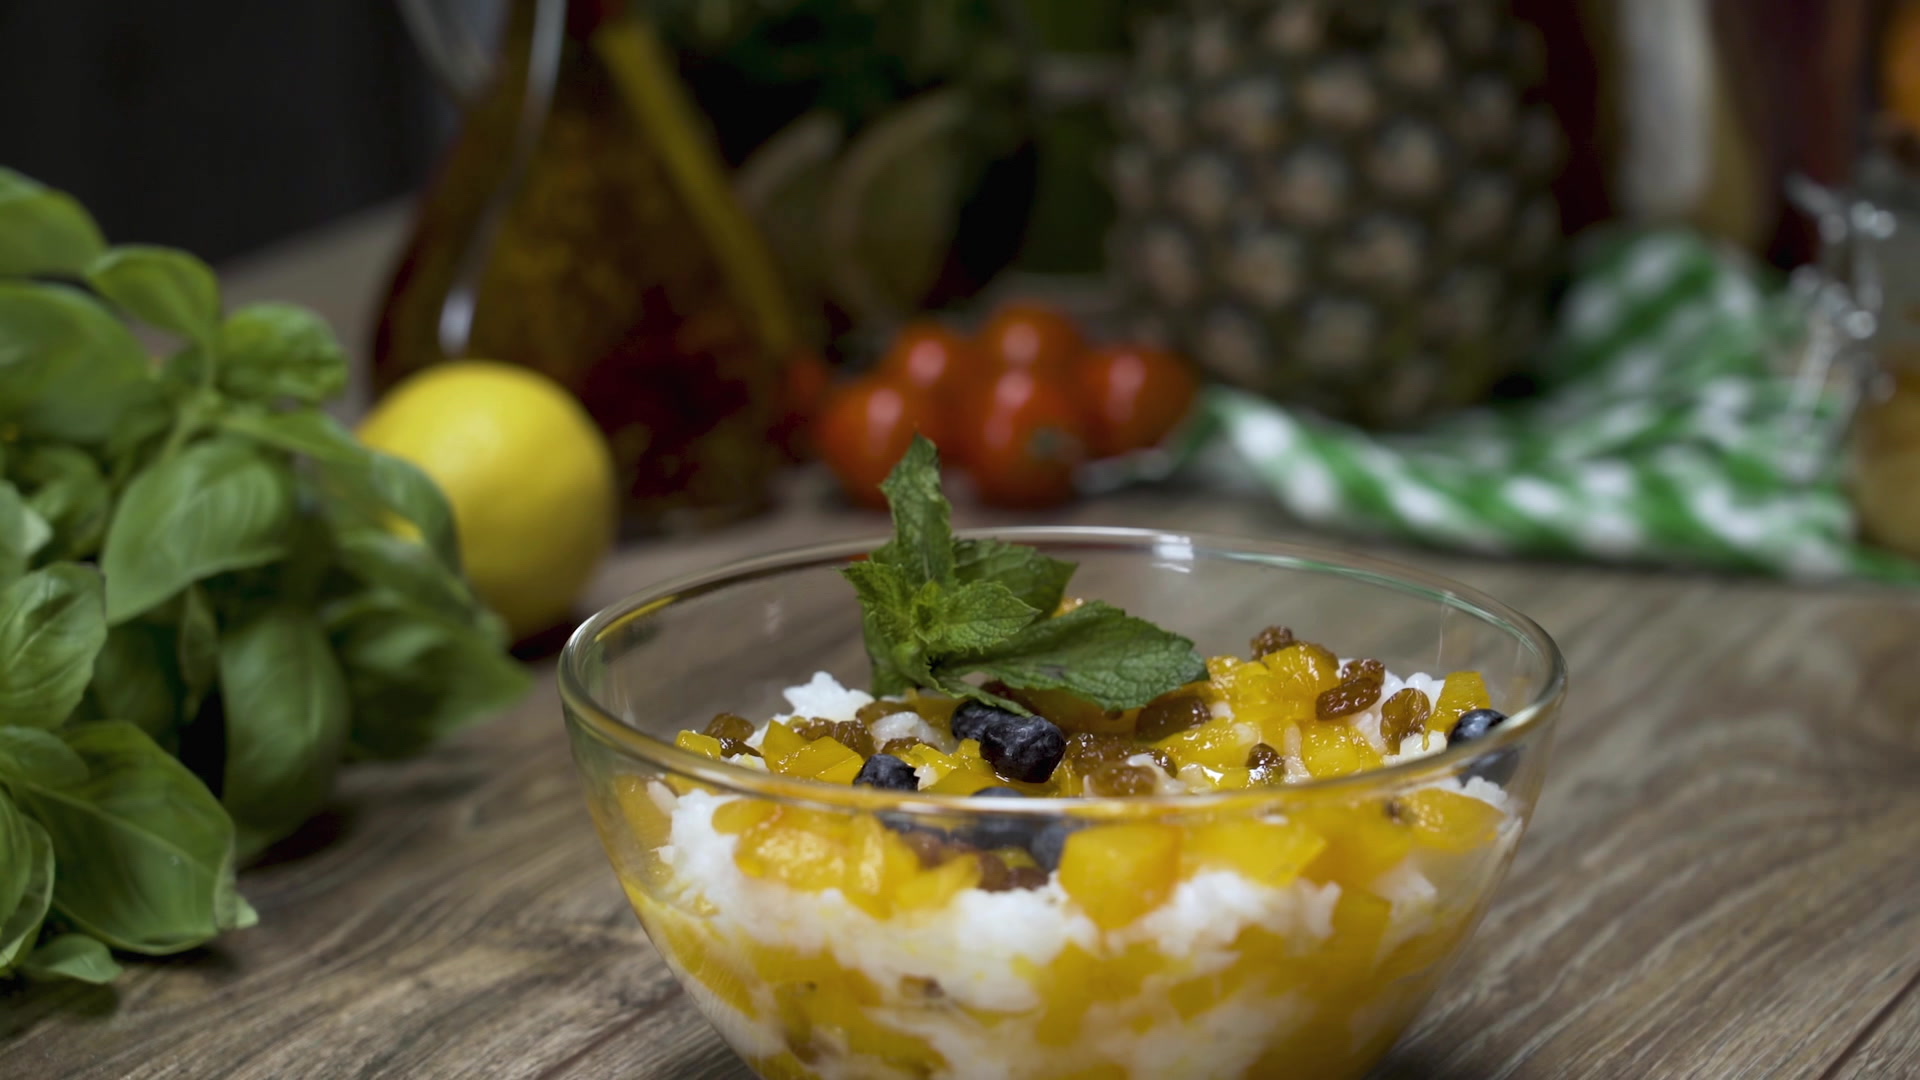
[1106,1,1565,427]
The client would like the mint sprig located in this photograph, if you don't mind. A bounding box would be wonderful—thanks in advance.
[848,436,1205,711]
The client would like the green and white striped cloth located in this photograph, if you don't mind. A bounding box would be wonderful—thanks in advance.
[1113,230,1920,583]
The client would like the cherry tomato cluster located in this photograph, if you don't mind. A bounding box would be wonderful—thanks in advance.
[806,301,1198,509]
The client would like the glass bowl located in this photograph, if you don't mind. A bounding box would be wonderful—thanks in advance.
[560,528,1566,1080]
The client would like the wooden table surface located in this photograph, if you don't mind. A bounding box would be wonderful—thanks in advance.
[5,214,1920,1080]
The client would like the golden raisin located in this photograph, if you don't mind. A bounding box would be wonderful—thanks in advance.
[1146,748,1178,776]
[718,738,761,759]
[705,713,755,742]
[1065,732,1134,767]
[828,721,875,758]
[1007,865,1050,890]
[898,828,948,868]
[1087,763,1159,796]
[1316,670,1384,719]
[880,737,928,757]
[856,700,899,725]
[1341,658,1385,682]
[1246,743,1283,772]
[1380,688,1432,744]
[1250,625,1296,658]
[1136,693,1211,742]
[976,851,1014,892]
[790,717,834,741]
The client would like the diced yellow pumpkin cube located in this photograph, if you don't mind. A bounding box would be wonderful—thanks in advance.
[1183,818,1327,888]
[712,797,779,835]
[759,720,808,762]
[815,755,864,785]
[1400,788,1505,852]
[1431,671,1491,734]
[842,814,922,918]
[923,768,1001,796]
[1314,887,1393,977]
[749,1052,822,1080]
[1264,641,1341,698]
[1299,721,1382,778]
[1210,766,1255,790]
[776,736,859,779]
[644,908,759,1019]
[900,743,956,780]
[1016,687,1134,735]
[734,814,846,891]
[674,731,725,759]
[1059,823,1182,929]
[610,774,672,850]
[895,852,981,911]
[1156,716,1254,772]
[1300,802,1413,887]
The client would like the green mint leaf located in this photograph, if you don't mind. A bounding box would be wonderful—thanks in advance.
[85,246,220,345]
[0,725,87,788]
[0,169,106,277]
[0,790,54,970]
[16,445,111,563]
[0,480,52,585]
[0,282,158,445]
[81,622,180,746]
[217,303,348,404]
[844,558,919,696]
[222,408,462,572]
[19,933,121,984]
[918,579,1036,655]
[953,537,1075,614]
[101,438,295,623]
[7,721,248,954]
[948,601,1206,711]
[219,606,350,860]
[869,435,954,587]
[326,595,531,760]
[0,564,107,729]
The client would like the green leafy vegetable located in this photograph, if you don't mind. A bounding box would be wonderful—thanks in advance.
[218,607,350,859]
[846,435,1204,711]
[101,438,295,623]
[8,722,248,954]
[20,933,121,983]
[0,169,528,983]
[85,246,220,346]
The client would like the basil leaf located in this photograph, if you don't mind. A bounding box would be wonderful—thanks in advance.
[947,601,1207,711]
[175,584,218,721]
[953,538,1075,615]
[0,791,54,969]
[0,725,87,787]
[333,527,481,624]
[19,933,121,983]
[102,439,295,623]
[218,606,349,859]
[0,564,107,729]
[8,722,248,954]
[221,408,460,571]
[83,622,180,746]
[15,445,110,562]
[0,282,157,444]
[919,580,1035,655]
[328,597,530,760]
[85,246,220,345]
[217,303,347,404]
[870,435,953,587]
[0,480,52,584]
[0,169,106,277]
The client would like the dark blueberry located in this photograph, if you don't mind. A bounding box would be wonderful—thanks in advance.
[980,715,1067,783]
[878,811,953,847]
[852,753,920,791]
[968,817,1033,852]
[1464,747,1520,787]
[1028,819,1085,873]
[1449,708,1508,744]
[969,786,1027,799]
[949,700,1014,743]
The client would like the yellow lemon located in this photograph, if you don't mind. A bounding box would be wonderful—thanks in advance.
[358,361,616,641]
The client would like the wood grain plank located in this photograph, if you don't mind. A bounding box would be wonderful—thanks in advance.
[1821,968,1920,1080]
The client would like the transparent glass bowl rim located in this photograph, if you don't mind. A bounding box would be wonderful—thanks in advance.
[559,526,1569,816]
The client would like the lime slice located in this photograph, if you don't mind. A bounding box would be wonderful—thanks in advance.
[822,87,970,324]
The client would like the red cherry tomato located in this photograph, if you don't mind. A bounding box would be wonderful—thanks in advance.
[977,301,1086,377]
[816,377,940,508]
[876,321,978,452]
[771,346,832,461]
[962,369,1087,508]
[1077,344,1200,458]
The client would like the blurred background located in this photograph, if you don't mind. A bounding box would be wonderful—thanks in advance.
[8,0,1920,609]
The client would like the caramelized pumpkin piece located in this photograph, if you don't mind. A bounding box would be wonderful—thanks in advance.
[674,731,726,759]
[1182,818,1326,888]
[1059,822,1182,929]
[1431,671,1491,734]
[734,809,847,891]
[1399,787,1505,852]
